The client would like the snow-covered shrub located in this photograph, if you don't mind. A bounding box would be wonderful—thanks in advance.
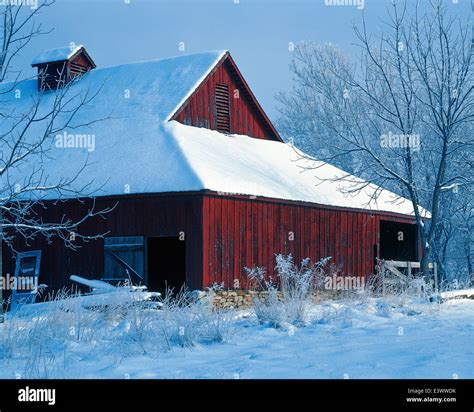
[107,295,162,358]
[0,306,22,360]
[276,254,315,325]
[158,285,234,348]
[1,289,149,376]
[438,278,470,292]
[196,283,234,343]
[404,277,434,299]
[313,259,336,291]
[246,254,331,328]
[0,282,238,378]
[245,265,283,327]
[1,289,84,378]
[158,287,196,348]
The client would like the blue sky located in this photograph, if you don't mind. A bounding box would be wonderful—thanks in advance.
[12,0,472,121]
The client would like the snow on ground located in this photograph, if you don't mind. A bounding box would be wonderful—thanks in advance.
[440,288,474,300]
[1,297,472,379]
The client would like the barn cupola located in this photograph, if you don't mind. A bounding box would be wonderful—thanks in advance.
[31,44,96,91]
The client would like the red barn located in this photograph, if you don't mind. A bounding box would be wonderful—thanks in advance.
[1,47,427,295]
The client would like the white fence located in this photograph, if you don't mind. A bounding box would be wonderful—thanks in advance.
[376,259,438,295]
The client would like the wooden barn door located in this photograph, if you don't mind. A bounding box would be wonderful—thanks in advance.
[103,236,145,285]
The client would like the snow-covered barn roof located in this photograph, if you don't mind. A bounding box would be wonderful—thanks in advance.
[1,50,428,217]
[31,44,90,66]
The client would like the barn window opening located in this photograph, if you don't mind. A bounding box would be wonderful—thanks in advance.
[147,237,186,294]
[215,83,231,133]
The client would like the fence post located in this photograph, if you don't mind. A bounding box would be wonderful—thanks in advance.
[433,263,438,293]
[382,264,385,297]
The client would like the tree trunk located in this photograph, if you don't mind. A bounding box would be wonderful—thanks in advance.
[419,222,431,279]
[0,213,3,321]
[465,241,473,287]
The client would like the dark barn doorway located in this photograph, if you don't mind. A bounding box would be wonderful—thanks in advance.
[147,237,186,294]
[379,220,418,262]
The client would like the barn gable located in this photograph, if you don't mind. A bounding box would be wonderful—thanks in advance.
[171,52,282,142]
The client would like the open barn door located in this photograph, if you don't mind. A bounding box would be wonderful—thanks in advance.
[147,237,186,294]
[380,220,418,262]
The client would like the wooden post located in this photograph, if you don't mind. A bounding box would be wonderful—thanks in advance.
[433,262,438,293]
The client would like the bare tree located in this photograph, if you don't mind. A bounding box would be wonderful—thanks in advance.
[458,199,474,286]
[0,2,113,314]
[277,0,474,279]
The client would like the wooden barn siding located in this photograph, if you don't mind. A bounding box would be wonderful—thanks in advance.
[202,194,416,288]
[2,193,204,294]
[2,190,417,295]
[173,59,276,140]
[69,53,90,70]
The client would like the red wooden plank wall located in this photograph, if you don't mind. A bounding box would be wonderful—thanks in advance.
[2,191,418,296]
[173,59,279,141]
[201,194,416,289]
[2,193,205,294]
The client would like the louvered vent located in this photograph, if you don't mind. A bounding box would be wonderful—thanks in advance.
[215,83,230,133]
[69,62,88,78]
